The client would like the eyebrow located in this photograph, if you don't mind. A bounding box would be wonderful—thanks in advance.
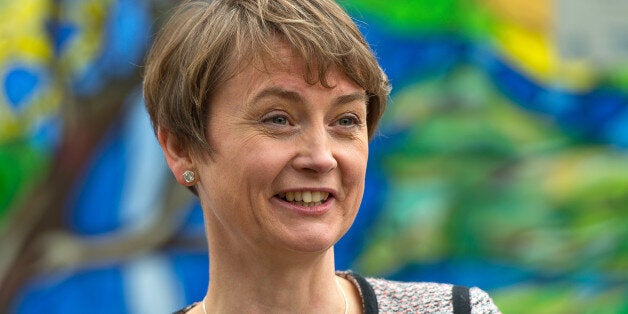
[250,86,367,107]
[252,87,304,105]
[333,91,368,107]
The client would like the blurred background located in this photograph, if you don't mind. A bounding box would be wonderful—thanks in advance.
[1,0,627,313]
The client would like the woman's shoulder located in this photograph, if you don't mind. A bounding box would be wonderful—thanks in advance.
[369,277,500,313]
[340,272,501,314]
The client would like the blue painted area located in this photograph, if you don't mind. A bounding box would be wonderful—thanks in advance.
[363,24,467,93]
[11,252,211,314]
[178,200,206,240]
[472,44,628,148]
[73,0,151,95]
[71,63,107,97]
[105,0,151,77]
[335,128,414,269]
[66,123,126,235]
[64,92,171,234]
[482,55,544,112]
[29,116,62,154]
[559,88,628,141]
[535,87,577,117]
[334,127,413,270]
[170,252,210,305]
[45,19,78,55]
[4,67,40,110]
[12,266,127,314]
[336,162,389,270]
[602,109,628,148]
[117,94,169,230]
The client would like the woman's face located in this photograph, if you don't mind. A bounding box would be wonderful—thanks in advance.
[194,45,369,256]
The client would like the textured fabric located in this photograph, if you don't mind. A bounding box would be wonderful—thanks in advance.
[339,272,501,314]
[174,272,501,313]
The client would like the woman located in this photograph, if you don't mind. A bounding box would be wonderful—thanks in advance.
[143,0,501,313]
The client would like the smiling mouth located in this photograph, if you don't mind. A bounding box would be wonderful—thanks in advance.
[276,191,331,207]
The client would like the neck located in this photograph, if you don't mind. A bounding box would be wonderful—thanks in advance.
[203,231,345,313]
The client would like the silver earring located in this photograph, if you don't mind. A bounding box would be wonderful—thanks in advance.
[182,170,195,183]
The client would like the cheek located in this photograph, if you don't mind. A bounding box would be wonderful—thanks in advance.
[234,140,291,187]
[338,142,368,193]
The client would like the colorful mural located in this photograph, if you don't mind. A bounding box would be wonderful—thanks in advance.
[1,0,626,313]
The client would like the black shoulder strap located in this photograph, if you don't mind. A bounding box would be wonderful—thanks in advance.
[348,272,379,314]
[172,302,196,314]
[452,285,471,314]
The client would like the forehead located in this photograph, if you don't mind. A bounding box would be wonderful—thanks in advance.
[216,40,365,104]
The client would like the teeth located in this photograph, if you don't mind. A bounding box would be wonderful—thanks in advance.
[312,191,321,202]
[279,191,330,205]
[302,191,312,203]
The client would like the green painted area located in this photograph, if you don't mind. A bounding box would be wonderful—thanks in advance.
[607,65,628,91]
[493,284,628,313]
[0,142,49,223]
[340,0,495,38]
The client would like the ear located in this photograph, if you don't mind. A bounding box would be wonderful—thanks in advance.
[157,127,196,186]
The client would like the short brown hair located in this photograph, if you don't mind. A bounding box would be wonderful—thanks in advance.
[143,0,390,156]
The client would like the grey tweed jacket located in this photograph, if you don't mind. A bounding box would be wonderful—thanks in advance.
[339,271,501,314]
[174,272,502,313]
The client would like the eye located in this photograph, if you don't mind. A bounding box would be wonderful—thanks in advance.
[338,117,355,126]
[334,115,360,127]
[262,114,289,125]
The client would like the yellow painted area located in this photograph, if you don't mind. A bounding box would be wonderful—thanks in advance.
[60,0,112,75]
[491,18,597,91]
[541,149,628,202]
[481,0,550,33]
[0,82,63,141]
[0,0,59,140]
[541,153,580,200]
[14,37,53,62]
[0,0,52,63]
[0,0,118,140]
[493,20,552,78]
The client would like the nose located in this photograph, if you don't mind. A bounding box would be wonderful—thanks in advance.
[292,125,338,174]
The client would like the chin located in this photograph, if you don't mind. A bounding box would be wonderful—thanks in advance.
[266,204,357,254]
[278,225,345,254]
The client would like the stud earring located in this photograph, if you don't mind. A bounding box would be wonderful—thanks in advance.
[182,170,195,184]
